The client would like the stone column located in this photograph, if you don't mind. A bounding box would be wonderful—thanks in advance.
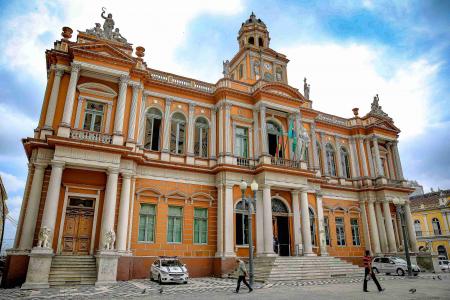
[392,141,404,180]
[116,173,131,252]
[372,137,384,177]
[358,138,369,177]
[349,137,361,178]
[359,200,372,252]
[320,133,329,176]
[367,199,381,254]
[99,168,119,249]
[404,202,419,252]
[365,139,375,177]
[300,190,314,256]
[14,165,33,249]
[161,98,172,154]
[375,201,388,253]
[112,75,129,145]
[311,124,319,170]
[58,63,81,137]
[18,164,47,250]
[210,108,217,159]
[136,94,147,148]
[334,136,343,177]
[386,143,396,179]
[291,190,302,255]
[126,84,141,143]
[43,68,64,130]
[262,185,275,255]
[215,184,223,256]
[316,192,328,256]
[186,103,196,159]
[217,104,224,156]
[396,215,404,247]
[253,109,260,159]
[256,190,265,255]
[383,200,397,253]
[39,161,65,249]
[224,103,232,155]
[223,184,235,256]
[423,214,430,235]
[260,105,268,155]
[442,212,449,235]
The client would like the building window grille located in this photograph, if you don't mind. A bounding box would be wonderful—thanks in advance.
[336,217,346,246]
[414,220,422,237]
[138,204,156,242]
[340,147,351,178]
[170,113,186,155]
[167,206,183,243]
[351,218,361,246]
[194,208,208,244]
[325,143,337,176]
[235,126,249,158]
[194,117,209,158]
[144,108,162,151]
[83,101,104,132]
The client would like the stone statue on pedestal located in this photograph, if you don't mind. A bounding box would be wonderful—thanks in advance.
[37,227,51,248]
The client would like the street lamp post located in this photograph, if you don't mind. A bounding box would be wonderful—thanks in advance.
[240,179,258,287]
[393,197,413,277]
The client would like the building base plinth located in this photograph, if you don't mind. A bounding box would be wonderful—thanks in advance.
[21,247,53,290]
[57,126,70,138]
[95,250,119,286]
[112,135,124,145]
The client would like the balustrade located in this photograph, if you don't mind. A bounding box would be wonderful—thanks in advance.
[70,129,112,144]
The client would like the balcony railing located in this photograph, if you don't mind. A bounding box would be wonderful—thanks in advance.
[70,129,112,144]
[270,157,302,169]
[148,69,215,93]
[236,157,256,169]
[415,230,450,239]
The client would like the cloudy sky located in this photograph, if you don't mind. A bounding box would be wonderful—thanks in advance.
[0,0,448,245]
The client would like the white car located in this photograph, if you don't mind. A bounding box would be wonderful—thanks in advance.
[438,260,449,272]
[372,256,420,276]
[150,257,189,284]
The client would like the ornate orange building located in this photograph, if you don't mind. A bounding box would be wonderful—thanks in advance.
[3,12,418,288]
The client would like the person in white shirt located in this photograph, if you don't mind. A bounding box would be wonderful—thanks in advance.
[235,258,253,293]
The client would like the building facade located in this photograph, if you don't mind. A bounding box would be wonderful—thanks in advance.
[3,12,418,288]
[410,190,450,259]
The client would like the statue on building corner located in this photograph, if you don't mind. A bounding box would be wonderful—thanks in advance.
[222,60,230,78]
[304,77,310,100]
[104,229,116,250]
[37,227,51,248]
[101,7,115,39]
[369,94,389,118]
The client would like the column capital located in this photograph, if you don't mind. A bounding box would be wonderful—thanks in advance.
[224,102,232,110]
[165,98,172,107]
[107,167,120,175]
[368,198,377,204]
[315,190,323,198]
[121,172,132,179]
[55,68,65,77]
[291,190,300,197]
[359,199,367,204]
[50,160,65,169]
[33,162,48,170]
[70,62,81,73]
[119,74,130,84]
[260,184,271,190]
[224,183,234,189]
[131,82,143,92]
[189,102,196,112]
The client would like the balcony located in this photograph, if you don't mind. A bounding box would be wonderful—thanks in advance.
[416,230,450,240]
[70,129,112,144]
[270,157,303,169]
[236,157,257,169]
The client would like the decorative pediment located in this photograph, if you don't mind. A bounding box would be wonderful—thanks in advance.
[258,82,303,100]
[370,119,400,132]
[164,191,189,203]
[136,187,163,201]
[77,82,117,98]
[190,192,215,206]
[71,43,134,63]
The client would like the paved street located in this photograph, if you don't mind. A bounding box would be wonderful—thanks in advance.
[0,274,449,299]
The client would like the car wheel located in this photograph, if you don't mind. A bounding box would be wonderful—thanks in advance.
[386,273,391,275]
[413,273,418,276]
[396,268,405,276]
[372,267,379,274]
[158,274,162,284]
[184,281,188,284]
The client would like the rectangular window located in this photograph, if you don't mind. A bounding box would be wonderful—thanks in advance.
[324,216,330,246]
[83,101,105,132]
[235,213,249,245]
[235,126,249,158]
[138,204,156,242]
[167,206,183,243]
[335,217,346,246]
[194,208,208,244]
[351,218,360,246]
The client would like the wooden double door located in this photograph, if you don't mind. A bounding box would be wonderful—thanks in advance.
[62,202,94,255]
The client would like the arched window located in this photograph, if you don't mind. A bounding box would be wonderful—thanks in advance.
[340,147,351,178]
[248,36,254,45]
[144,108,162,151]
[194,117,208,158]
[235,200,249,245]
[432,218,442,235]
[325,143,337,176]
[170,112,186,155]
[258,37,264,47]
[267,121,283,158]
[414,220,422,237]
[309,207,316,246]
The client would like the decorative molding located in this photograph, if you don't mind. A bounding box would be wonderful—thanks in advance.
[77,82,118,98]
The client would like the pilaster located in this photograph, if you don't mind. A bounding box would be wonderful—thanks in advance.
[58,62,81,137]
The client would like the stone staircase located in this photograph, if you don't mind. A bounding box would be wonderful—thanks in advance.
[253,256,364,282]
[48,256,97,287]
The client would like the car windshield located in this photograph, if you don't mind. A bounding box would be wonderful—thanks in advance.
[441,260,449,265]
[392,258,407,264]
[161,260,182,267]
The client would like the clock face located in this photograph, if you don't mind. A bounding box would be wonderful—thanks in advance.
[264,63,272,71]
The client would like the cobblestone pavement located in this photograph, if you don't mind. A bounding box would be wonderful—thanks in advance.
[0,273,449,299]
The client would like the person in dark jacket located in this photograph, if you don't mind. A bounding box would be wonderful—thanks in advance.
[363,250,384,292]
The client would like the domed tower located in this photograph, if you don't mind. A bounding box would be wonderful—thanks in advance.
[227,12,289,84]
[237,12,270,49]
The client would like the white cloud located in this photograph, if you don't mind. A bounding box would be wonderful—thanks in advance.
[282,42,440,140]
[0,172,25,194]
[0,0,244,84]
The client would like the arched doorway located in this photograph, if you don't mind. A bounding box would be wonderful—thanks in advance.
[271,198,290,256]
[437,245,448,259]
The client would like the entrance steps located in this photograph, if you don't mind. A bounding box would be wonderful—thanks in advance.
[48,256,97,287]
[253,256,364,282]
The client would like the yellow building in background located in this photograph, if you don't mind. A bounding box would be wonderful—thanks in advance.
[410,190,450,259]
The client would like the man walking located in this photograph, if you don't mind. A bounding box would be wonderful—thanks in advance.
[363,250,384,292]
[235,258,253,293]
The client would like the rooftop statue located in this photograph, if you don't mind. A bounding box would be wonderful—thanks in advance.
[369,94,389,118]
[304,77,310,100]
[84,8,129,44]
